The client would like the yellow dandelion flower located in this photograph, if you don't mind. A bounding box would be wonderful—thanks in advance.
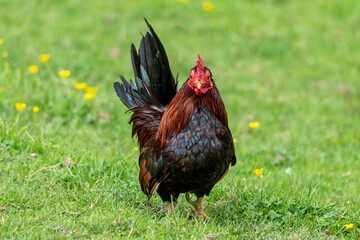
[15,103,27,112]
[177,0,188,3]
[249,121,260,129]
[203,1,213,12]
[28,65,38,74]
[23,126,28,131]
[59,70,71,78]
[0,117,1,121]
[233,138,237,144]
[0,87,5,93]
[2,51,8,58]
[33,106,39,113]
[254,168,263,176]
[39,54,50,63]
[84,92,96,100]
[75,82,88,90]
[0,38,3,45]
[133,147,139,152]
[344,224,354,229]
[84,86,99,93]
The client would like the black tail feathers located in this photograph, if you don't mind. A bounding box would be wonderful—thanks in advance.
[114,19,178,110]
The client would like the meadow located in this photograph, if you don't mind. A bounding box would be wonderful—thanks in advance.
[0,0,359,238]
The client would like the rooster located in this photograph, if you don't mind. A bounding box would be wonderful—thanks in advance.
[114,19,236,219]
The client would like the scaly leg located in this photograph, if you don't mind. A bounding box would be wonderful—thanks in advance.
[186,193,209,220]
[165,201,177,215]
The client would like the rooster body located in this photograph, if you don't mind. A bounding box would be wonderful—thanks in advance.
[114,19,236,218]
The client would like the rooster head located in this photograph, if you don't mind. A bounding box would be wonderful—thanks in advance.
[187,54,213,95]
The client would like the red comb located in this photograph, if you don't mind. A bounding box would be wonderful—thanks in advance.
[196,54,204,79]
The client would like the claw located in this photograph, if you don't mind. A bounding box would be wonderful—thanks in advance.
[190,209,211,221]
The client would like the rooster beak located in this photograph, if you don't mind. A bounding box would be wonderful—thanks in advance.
[196,81,203,89]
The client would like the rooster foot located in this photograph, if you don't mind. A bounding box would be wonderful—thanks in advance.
[186,192,211,221]
[190,209,211,221]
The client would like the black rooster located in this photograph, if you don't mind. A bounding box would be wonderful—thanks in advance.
[114,19,236,219]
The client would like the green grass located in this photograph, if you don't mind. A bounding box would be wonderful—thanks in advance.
[1,0,359,238]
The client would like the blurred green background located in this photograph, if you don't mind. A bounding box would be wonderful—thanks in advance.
[0,0,359,238]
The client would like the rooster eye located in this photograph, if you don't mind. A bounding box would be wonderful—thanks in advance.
[190,75,193,80]
[206,76,210,81]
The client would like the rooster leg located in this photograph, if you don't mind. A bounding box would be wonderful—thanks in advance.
[192,197,208,220]
[186,193,210,220]
[165,201,177,215]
